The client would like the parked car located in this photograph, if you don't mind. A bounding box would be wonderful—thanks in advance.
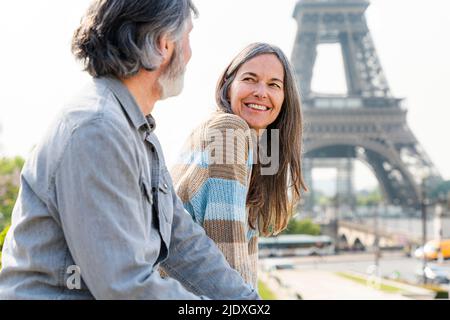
[414,239,450,261]
[415,263,450,285]
[275,263,295,270]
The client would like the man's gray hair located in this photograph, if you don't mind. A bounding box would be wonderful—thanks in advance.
[72,0,198,78]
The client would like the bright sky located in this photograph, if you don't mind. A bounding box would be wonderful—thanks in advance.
[0,0,449,191]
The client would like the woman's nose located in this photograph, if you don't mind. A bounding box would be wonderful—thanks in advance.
[253,83,268,99]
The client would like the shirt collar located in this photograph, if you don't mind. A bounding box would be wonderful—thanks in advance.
[98,76,156,133]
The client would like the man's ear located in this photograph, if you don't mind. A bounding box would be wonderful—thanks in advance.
[158,34,175,67]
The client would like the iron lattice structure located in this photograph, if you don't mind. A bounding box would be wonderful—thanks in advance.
[291,0,441,210]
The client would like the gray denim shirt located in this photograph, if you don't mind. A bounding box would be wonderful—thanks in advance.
[0,76,260,300]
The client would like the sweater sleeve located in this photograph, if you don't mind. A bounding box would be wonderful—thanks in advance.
[172,113,256,286]
[201,178,254,285]
[203,114,255,285]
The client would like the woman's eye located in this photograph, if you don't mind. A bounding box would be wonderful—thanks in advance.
[242,77,256,82]
[270,83,281,89]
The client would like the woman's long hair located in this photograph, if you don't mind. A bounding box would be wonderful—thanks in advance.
[215,43,307,236]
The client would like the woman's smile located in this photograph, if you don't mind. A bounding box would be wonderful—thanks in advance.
[229,54,285,131]
[244,103,271,112]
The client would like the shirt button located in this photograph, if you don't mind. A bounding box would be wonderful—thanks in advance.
[152,187,157,193]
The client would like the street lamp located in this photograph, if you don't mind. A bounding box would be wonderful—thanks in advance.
[420,177,430,284]
[373,203,380,270]
[333,194,340,254]
[434,192,448,263]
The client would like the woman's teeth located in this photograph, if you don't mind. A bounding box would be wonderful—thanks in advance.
[246,104,269,111]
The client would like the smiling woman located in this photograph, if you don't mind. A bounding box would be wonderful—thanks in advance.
[228,54,285,133]
[168,42,307,287]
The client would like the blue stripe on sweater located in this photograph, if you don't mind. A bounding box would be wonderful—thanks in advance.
[186,178,248,225]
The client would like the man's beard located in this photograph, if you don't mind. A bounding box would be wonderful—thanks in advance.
[158,42,186,100]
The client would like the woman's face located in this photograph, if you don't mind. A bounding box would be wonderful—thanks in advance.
[229,54,285,132]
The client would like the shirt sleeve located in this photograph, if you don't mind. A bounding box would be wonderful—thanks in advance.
[54,118,204,299]
[159,179,259,300]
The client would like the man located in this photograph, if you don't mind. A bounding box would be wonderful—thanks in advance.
[0,0,260,300]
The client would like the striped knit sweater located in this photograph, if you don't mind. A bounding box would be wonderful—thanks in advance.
[171,111,259,287]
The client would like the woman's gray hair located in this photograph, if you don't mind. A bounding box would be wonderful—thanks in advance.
[216,42,300,114]
[215,43,306,236]
[72,0,198,78]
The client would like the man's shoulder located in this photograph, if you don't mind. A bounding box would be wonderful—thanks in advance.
[22,79,133,195]
[60,78,128,131]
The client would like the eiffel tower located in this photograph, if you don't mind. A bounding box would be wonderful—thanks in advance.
[291,0,441,211]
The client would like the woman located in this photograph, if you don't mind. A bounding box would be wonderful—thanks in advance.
[171,43,306,287]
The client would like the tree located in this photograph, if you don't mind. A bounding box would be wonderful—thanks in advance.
[0,157,24,175]
[0,224,10,251]
[0,181,20,229]
[0,157,24,229]
[356,188,382,207]
[282,218,321,235]
[431,180,450,202]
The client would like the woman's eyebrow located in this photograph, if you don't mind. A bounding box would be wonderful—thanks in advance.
[240,72,284,83]
[240,72,258,78]
[271,77,284,84]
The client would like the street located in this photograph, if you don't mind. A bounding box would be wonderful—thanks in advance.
[259,251,450,299]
